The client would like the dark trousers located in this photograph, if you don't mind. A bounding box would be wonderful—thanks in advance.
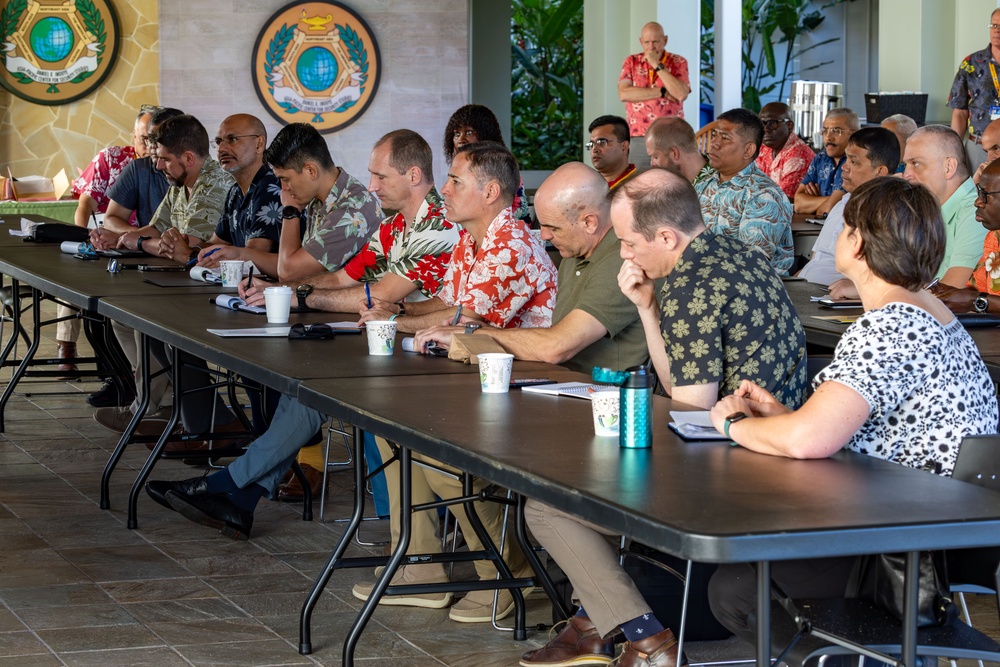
[149,340,235,434]
[707,557,859,644]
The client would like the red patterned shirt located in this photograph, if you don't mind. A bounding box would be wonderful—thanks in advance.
[71,145,137,215]
[755,133,815,202]
[438,207,557,329]
[343,188,458,299]
[619,51,689,137]
[968,230,1000,295]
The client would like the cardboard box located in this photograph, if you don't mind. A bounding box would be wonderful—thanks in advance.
[5,168,71,202]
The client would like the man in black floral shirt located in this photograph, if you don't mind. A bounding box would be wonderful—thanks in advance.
[615,168,807,409]
[521,168,808,667]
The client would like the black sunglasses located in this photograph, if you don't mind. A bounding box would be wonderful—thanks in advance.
[288,323,336,340]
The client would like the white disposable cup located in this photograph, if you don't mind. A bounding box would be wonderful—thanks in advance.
[591,390,621,437]
[477,353,514,393]
[366,320,397,355]
[263,286,293,324]
[219,260,243,287]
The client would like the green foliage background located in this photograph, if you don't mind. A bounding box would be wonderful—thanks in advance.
[511,0,584,170]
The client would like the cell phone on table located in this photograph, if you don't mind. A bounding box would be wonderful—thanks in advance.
[425,343,449,357]
[509,378,556,389]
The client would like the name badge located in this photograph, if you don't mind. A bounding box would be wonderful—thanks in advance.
[991,105,1000,121]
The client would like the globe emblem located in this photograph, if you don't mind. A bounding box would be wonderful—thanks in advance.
[30,17,75,63]
[296,47,338,92]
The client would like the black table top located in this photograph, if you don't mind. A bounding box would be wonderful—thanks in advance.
[297,373,1000,564]
[784,280,1000,378]
[0,244,222,311]
[98,293,559,396]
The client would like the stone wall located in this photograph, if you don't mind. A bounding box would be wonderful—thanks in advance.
[0,0,160,180]
[160,0,469,189]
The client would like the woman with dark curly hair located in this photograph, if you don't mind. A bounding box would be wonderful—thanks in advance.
[443,104,530,221]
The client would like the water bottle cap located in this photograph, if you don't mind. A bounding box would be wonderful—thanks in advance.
[622,367,652,389]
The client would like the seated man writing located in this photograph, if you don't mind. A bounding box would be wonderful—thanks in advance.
[520,168,808,667]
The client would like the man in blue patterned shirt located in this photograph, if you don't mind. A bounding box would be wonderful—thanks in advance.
[695,108,794,274]
[794,108,859,216]
[162,114,284,276]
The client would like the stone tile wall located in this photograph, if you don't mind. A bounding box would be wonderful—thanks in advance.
[160,0,469,189]
[0,1,159,180]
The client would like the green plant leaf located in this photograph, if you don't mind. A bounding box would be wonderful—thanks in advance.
[539,0,582,45]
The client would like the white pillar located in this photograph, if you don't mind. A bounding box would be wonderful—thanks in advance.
[655,0,701,125]
[714,0,742,116]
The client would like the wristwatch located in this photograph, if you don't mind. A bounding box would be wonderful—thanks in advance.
[974,292,990,314]
[660,87,667,98]
[723,411,748,440]
[295,283,313,309]
[281,205,301,220]
[137,235,151,252]
[396,302,406,316]
[654,64,664,72]
[464,322,481,335]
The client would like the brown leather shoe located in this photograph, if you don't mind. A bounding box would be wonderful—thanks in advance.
[617,628,686,667]
[56,341,77,375]
[277,463,324,501]
[519,615,614,666]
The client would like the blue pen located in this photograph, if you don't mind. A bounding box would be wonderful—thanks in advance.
[187,246,220,267]
[364,282,372,308]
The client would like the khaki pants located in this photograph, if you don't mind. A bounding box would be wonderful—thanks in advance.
[112,321,171,413]
[55,304,80,343]
[375,435,527,581]
[524,498,652,637]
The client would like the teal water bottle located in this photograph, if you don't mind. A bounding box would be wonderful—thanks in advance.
[619,367,653,449]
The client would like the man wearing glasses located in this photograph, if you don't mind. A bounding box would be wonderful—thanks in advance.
[157,114,283,276]
[948,10,1000,173]
[587,115,636,191]
[935,159,1000,313]
[793,107,858,216]
[754,102,815,202]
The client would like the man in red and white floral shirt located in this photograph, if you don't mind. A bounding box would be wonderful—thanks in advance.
[618,21,691,169]
[360,140,556,332]
[71,108,153,229]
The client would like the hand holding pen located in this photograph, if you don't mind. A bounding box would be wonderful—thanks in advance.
[188,247,220,267]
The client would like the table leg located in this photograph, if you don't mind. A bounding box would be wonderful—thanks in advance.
[100,331,153,510]
[901,551,919,667]
[514,494,573,621]
[127,342,182,529]
[756,560,771,667]
[0,285,41,432]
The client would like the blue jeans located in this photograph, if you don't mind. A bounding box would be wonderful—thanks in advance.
[363,431,390,517]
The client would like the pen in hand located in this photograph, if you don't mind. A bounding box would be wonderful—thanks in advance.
[188,246,220,267]
[451,305,463,326]
[247,267,254,290]
[364,282,372,308]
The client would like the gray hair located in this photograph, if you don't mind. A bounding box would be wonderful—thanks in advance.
[910,124,971,179]
[826,108,860,131]
[882,114,918,139]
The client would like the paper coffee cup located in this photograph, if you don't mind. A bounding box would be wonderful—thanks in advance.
[366,321,397,355]
[477,353,514,393]
[263,286,293,324]
[591,390,620,436]
[219,260,243,287]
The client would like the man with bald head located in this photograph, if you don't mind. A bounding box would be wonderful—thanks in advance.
[902,125,985,287]
[520,168,806,667]
[880,114,917,173]
[645,116,711,184]
[160,114,282,273]
[416,161,648,372]
[618,21,691,169]
[934,159,1000,314]
[755,101,815,201]
[972,118,1000,184]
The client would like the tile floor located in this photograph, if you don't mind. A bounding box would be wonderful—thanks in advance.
[0,307,996,666]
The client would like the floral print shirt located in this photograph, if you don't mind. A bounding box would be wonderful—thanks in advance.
[71,145,136,218]
[801,151,845,196]
[948,44,1000,137]
[214,165,282,250]
[659,232,807,408]
[343,188,459,299]
[968,230,1000,294]
[150,158,234,242]
[618,51,690,136]
[755,133,815,201]
[695,162,794,274]
[302,168,383,271]
[438,206,557,329]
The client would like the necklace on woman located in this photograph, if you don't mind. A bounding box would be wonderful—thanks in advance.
[873,284,906,308]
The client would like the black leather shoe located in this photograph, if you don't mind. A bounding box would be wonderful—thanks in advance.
[87,380,136,408]
[165,490,254,540]
[145,477,210,511]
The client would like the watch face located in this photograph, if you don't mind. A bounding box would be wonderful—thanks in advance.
[975,296,989,313]
[296,284,313,296]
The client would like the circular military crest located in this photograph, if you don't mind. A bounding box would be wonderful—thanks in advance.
[0,0,120,105]
[252,1,381,134]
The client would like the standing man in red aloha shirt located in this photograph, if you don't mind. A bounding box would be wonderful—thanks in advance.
[618,21,691,170]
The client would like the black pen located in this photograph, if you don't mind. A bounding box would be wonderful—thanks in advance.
[451,305,462,326]
[247,267,254,289]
